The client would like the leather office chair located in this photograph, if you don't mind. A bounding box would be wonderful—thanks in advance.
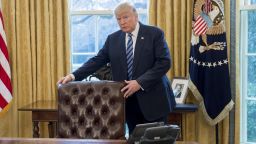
[57,81,125,139]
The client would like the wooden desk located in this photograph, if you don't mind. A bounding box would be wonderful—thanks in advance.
[18,100,58,138]
[0,138,198,144]
[18,100,197,141]
[168,104,198,141]
[0,138,126,144]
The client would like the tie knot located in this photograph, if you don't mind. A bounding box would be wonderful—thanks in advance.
[128,33,132,37]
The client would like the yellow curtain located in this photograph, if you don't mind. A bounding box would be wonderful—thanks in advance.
[0,0,70,137]
[149,0,235,143]
[235,0,240,143]
[150,0,192,78]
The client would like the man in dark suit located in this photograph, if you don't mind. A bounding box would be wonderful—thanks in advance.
[58,2,176,134]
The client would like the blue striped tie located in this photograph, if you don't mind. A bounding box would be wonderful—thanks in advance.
[126,33,133,80]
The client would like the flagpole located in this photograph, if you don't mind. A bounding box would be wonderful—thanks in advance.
[216,124,219,144]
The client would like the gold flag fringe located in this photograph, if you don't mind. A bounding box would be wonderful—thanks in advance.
[188,77,234,125]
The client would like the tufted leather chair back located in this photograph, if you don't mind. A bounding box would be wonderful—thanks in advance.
[57,81,125,139]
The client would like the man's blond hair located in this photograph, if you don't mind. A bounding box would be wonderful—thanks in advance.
[114,2,138,16]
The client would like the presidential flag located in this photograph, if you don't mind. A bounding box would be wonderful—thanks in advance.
[189,0,234,125]
[0,0,13,114]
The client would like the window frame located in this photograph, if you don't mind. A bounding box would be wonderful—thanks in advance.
[68,1,149,72]
[240,0,256,143]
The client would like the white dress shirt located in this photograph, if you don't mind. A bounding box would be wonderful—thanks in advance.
[125,22,140,55]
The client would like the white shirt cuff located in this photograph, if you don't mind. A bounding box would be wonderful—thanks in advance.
[69,74,75,81]
[140,85,144,91]
[136,81,144,91]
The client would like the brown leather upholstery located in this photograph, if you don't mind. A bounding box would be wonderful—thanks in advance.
[57,81,125,139]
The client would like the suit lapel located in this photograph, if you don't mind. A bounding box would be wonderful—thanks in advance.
[133,24,145,74]
[119,32,128,77]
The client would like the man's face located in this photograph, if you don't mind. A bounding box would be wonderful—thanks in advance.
[176,85,182,91]
[115,9,138,33]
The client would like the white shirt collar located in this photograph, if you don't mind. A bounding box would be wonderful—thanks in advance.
[127,22,140,37]
[131,22,139,37]
[125,22,139,53]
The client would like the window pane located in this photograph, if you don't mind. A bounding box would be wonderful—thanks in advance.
[247,100,256,142]
[71,15,96,53]
[251,0,256,4]
[71,0,93,11]
[138,13,148,24]
[248,56,256,97]
[90,0,122,10]
[72,54,95,64]
[98,15,119,49]
[129,0,148,10]
[71,0,121,11]
[72,65,80,72]
[70,0,149,73]
[248,11,256,53]
[71,0,148,11]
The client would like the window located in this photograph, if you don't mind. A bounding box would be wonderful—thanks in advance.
[240,0,256,143]
[69,0,149,72]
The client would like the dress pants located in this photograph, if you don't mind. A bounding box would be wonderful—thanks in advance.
[125,94,167,134]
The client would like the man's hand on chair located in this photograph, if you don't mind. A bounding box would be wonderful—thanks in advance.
[121,80,140,98]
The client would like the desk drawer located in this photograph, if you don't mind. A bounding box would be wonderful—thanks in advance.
[32,111,58,121]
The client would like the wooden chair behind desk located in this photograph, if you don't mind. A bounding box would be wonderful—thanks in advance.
[57,81,126,139]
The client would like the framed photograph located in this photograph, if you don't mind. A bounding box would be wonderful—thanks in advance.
[171,77,189,104]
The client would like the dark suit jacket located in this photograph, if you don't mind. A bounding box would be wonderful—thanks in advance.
[73,23,176,121]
